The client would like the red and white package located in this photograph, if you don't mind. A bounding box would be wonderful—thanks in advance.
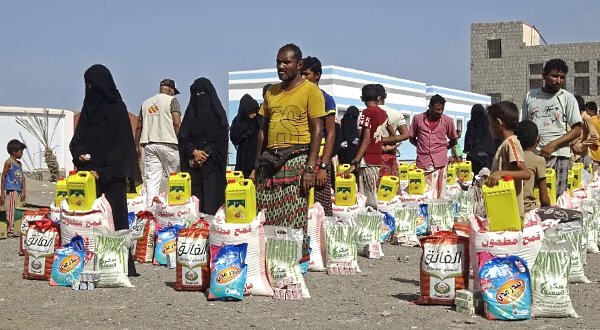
[19,209,49,255]
[23,219,61,280]
[131,211,157,263]
[153,195,200,228]
[417,231,469,305]
[307,203,326,272]
[175,219,210,291]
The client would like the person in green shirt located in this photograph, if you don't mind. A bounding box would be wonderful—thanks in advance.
[450,130,464,163]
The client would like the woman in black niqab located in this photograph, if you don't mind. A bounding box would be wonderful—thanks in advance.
[337,106,360,165]
[70,64,141,275]
[178,78,229,215]
[464,104,497,175]
[230,94,262,178]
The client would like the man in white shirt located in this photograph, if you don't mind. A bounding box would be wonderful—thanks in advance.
[522,59,582,199]
[375,84,409,184]
[135,79,182,206]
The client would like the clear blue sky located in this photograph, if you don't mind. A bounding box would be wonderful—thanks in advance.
[1,0,599,116]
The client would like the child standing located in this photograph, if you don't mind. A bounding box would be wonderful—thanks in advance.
[450,130,464,164]
[1,140,27,234]
[485,101,530,217]
[342,84,397,208]
[515,120,551,212]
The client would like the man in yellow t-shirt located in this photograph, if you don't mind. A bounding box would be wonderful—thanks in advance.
[586,102,600,173]
[250,43,325,268]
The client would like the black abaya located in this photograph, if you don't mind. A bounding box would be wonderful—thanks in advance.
[338,106,360,165]
[178,78,229,215]
[230,94,262,177]
[464,104,496,175]
[69,64,140,275]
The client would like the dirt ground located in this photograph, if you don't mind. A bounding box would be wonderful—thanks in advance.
[2,179,600,330]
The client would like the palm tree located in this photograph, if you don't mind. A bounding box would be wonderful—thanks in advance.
[15,108,64,182]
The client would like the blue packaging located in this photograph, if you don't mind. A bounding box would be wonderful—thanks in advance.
[380,211,396,243]
[51,235,86,286]
[209,243,248,301]
[415,204,429,236]
[479,255,531,320]
[128,212,136,229]
[154,224,185,266]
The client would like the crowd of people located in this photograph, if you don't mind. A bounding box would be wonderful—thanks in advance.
[4,44,598,274]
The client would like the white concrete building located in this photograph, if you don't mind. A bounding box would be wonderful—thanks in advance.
[228,65,491,162]
[0,106,76,174]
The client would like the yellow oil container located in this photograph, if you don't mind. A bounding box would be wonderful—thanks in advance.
[67,171,97,211]
[572,163,583,190]
[127,184,143,199]
[55,177,68,206]
[446,163,457,185]
[337,164,351,175]
[378,175,399,201]
[168,172,191,205]
[408,168,426,195]
[225,179,256,223]
[567,170,574,195]
[533,168,557,205]
[398,163,409,181]
[226,170,244,183]
[409,163,417,171]
[309,187,315,208]
[483,176,521,231]
[319,137,326,156]
[335,173,356,206]
[459,161,473,181]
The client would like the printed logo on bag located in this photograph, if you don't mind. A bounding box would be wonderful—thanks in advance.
[216,267,241,284]
[496,279,525,304]
[185,270,199,281]
[59,255,82,273]
[26,231,58,257]
[161,241,177,255]
[422,243,464,278]
[434,281,451,294]
[415,216,427,227]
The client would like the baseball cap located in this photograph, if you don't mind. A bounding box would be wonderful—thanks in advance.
[160,79,180,95]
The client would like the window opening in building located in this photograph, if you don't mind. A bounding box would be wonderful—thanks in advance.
[456,118,464,134]
[575,61,589,74]
[574,77,589,96]
[403,113,411,127]
[529,63,543,75]
[530,79,543,90]
[597,76,600,95]
[487,39,502,59]
[488,93,501,104]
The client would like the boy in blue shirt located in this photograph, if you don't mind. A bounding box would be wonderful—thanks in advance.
[1,139,27,234]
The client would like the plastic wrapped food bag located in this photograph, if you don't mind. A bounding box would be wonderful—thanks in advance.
[480,255,531,320]
[393,203,419,246]
[209,244,247,300]
[324,217,359,271]
[264,226,310,298]
[354,207,384,256]
[93,228,133,288]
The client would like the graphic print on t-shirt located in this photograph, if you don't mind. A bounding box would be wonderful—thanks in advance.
[528,101,561,128]
[269,104,303,146]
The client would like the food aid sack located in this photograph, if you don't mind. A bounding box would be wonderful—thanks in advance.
[557,191,572,209]
[530,238,578,318]
[50,235,86,286]
[127,185,146,214]
[537,206,583,230]
[175,219,210,291]
[60,197,114,271]
[324,217,359,271]
[23,219,61,280]
[131,211,157,263]
[393,203,419,246]
[19,209,49,255]
[469,215,544,292]
[551,221,590,283]
[580,200,599,253]
[570,189,586,211]
[93,227,133,288]
[307,203,326,272]
[399,192,428,204]
[209,209,273,296]
[153,195,200,228]
[49,202,61,223]
[154,224,184,266]
[479,255,531,320]
[377,195,400,214]
[416,231,469,305]
[380,211,395,243]
[354,207,384,256]
[332,192,367,221]
[415,204,429,236]
[452,223,470,237]
[428,199,455,233]
[455,188,474,220]
[209,243,248,301]
[264,226,310,298]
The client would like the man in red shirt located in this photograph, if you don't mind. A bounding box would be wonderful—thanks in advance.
[409,94,458,199]
[342,84,397,207]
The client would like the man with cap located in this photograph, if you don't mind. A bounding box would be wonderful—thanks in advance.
[135,79,182,206]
